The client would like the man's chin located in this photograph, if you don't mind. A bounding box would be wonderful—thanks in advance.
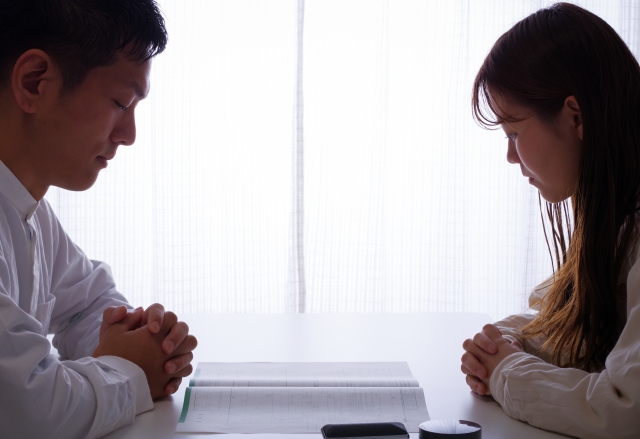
[56,175,100,192]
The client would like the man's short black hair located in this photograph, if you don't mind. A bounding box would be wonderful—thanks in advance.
[0,0,168,90]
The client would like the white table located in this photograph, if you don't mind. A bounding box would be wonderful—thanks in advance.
[101,313,569,439]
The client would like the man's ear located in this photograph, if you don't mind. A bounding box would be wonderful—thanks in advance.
[564,95,583,141]
[11,49,62,114]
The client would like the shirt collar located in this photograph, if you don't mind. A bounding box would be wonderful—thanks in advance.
[0,160,39,220]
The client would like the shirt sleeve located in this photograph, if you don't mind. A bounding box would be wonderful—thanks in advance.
[489,264,640,439]
[0,281,152,439]
[0,201,153,439]
[39,200,129,360]
[493,277,554,363]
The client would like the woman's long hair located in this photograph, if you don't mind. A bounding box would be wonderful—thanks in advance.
[472,3,640,372]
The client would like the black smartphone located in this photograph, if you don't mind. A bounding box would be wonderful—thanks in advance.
[321,422,410,439]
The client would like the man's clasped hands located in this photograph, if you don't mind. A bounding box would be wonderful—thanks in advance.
[92,305,197,399]
[461,324,523,395]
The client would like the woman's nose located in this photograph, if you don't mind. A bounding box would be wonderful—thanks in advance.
[506,139,519,164]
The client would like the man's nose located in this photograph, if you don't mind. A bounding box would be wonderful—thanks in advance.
[111,112,137,146]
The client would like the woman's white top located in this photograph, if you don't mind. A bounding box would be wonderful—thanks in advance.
[0,160,153,439]
[493,241,640,439]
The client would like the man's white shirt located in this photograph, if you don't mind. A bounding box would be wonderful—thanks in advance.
[0,160,153,439]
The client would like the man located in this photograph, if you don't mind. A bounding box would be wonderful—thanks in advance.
[0,1,197,438]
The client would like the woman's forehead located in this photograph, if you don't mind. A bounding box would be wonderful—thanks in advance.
[488,90,533,123]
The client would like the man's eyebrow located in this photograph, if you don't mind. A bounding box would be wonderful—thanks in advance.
[124,81,149,98]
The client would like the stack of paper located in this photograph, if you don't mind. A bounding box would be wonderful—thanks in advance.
[176,362,430,433]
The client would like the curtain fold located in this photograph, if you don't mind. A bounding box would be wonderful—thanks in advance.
[46,0,639,319]
[290,0,307,313]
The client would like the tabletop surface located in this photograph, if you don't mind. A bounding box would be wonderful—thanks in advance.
[100,313,569,439]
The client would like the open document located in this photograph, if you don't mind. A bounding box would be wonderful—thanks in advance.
[176,362,430,434]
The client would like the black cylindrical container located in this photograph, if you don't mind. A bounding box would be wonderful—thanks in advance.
[418,420,481,438]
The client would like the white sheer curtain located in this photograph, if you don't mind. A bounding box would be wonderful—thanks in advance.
[46,0,640,319]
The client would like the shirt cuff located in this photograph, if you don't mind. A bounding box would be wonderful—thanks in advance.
[96,356,154,414]
[490,351,527,406]
[490,351,544,408]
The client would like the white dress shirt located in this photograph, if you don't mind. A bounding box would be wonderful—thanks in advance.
[492,240,640,438]
[0,160,153,439]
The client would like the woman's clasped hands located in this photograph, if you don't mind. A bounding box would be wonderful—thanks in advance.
[461,324,523,395]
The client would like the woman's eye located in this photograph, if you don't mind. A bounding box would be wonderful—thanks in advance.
[114,100,128,111]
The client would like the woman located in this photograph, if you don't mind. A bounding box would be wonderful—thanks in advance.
[461,3,640,438]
